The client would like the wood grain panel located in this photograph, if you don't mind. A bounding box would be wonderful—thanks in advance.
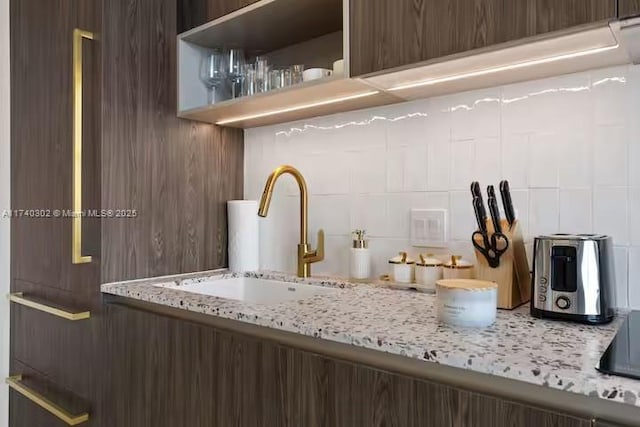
[105,303,593,427]
[8,360,91,427]
[10,280,101,402]
[10,0,101,293]
[101,0,244,283]
[177,0,260,33]
[350,0,617,76]
[619,0,640,17]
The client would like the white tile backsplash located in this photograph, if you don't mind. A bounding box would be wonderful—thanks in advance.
[244,64,640,308]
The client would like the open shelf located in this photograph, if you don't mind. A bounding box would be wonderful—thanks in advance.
[178,76,401,128]
[177,0,389,127]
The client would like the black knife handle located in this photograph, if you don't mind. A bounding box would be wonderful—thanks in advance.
[487,186,502,233]
[473,197,487,232]
[499,180,516,227]
[471,182,487,222]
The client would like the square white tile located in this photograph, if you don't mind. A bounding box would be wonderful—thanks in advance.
[630,187,640,246]
[613,246,629,308]
[528,132,559,188]
[450,139,476,191]
[427,137,451,191]
[350,194,388,237]
[593,188,629,245]
[591,66,629,127]
[309,195,350,236]
[529,189,559,236]
[629,247,640,309]
[349,147,387,194]
[594,125,628,187]
[450,191,475,241]
[559,189,592,233]
[501,134,529,189]
[475,137,502,185]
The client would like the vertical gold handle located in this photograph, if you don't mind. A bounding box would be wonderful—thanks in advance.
[72,29,94,264]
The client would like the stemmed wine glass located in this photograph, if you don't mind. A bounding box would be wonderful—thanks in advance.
[200,49,227,104]
[227,48,245,99]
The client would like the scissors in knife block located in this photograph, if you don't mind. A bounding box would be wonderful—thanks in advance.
[471,194,509,268]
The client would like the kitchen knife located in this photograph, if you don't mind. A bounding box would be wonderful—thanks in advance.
[470,182,486,221]
[472,196,488,232]
[487,185,503,233]
[499,180,516,228]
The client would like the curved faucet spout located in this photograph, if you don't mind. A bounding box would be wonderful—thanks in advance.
[257,165,323,278]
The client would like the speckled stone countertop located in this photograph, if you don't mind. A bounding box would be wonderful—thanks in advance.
[101,270,639,408]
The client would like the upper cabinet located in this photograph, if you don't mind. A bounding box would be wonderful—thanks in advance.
[349,0,617,76]
[178,0,260,33]
[177,0,633,128]
[619,0,640,18]
[176,0,400,128]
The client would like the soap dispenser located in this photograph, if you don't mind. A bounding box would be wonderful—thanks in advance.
[350,230,371,281]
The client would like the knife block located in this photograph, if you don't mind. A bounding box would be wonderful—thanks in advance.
[473,219,531,309]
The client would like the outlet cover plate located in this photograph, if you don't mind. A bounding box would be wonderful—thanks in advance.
[411,209,448,248]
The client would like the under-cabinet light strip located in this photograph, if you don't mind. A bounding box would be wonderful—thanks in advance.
[216,90,380,125]
[389,44,620,91]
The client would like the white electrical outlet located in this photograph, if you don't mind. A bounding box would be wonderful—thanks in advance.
[411,209,448,248]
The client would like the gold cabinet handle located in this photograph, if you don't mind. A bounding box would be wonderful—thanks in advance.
[6,375,89,425]
[8,293,90,321]
[72,28,95,264]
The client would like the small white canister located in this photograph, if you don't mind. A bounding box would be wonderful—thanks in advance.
[443,255,474,280]
[436,279,498,328]
[415,254,443,293]
[389,252,415,284]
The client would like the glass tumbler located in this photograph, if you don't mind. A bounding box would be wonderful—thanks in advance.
[290,64,304,85]
[242,64,258,97]
[255,56,270,93]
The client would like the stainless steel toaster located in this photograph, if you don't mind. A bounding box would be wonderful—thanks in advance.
[531,234,615,324]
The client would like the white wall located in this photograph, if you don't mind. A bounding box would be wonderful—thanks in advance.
[245,64,640,309]
[0,0,9,424]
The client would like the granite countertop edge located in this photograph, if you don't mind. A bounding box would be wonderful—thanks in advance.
[101,270,640,409]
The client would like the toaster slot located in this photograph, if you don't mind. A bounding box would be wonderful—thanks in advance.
[551,246,577,293]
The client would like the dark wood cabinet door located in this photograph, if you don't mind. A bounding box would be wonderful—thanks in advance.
[619,0,640,17]
[178,0,260,32]
[8,360,92,427]
[105,303,593,427]
[10,0,101,294]
[349,0,617,76]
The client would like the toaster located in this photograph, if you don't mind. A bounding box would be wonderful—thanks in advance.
[531,234,615,324]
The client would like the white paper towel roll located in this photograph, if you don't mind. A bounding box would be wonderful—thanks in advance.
[227,200,260,272]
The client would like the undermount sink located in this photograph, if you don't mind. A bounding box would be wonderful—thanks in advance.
[159,277,337,304]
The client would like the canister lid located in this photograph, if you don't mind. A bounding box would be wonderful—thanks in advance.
[389,251,415,265]
[436,279,497,291]
[443,255,473,269]
[416,254,443,267]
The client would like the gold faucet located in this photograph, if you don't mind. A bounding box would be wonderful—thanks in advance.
[258,165,324,278]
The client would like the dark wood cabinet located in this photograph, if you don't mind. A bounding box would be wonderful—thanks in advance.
[349,0,617,76]
[9,0,243,424]
[105,303,594,427]
[619,0,640,17]
[177,0,260,32]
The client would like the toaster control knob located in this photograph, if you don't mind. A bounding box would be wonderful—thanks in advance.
[540,277,548,285]
[555,296,571,310]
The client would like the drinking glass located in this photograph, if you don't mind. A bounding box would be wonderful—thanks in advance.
[269,68,292,90]
[255,56,270,93]
[290,64,304,85]
[200,50,227,104]
[242,64,258,97]
[227,48,245,99]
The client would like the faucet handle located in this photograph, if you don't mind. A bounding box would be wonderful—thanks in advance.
[306,229,325,263]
